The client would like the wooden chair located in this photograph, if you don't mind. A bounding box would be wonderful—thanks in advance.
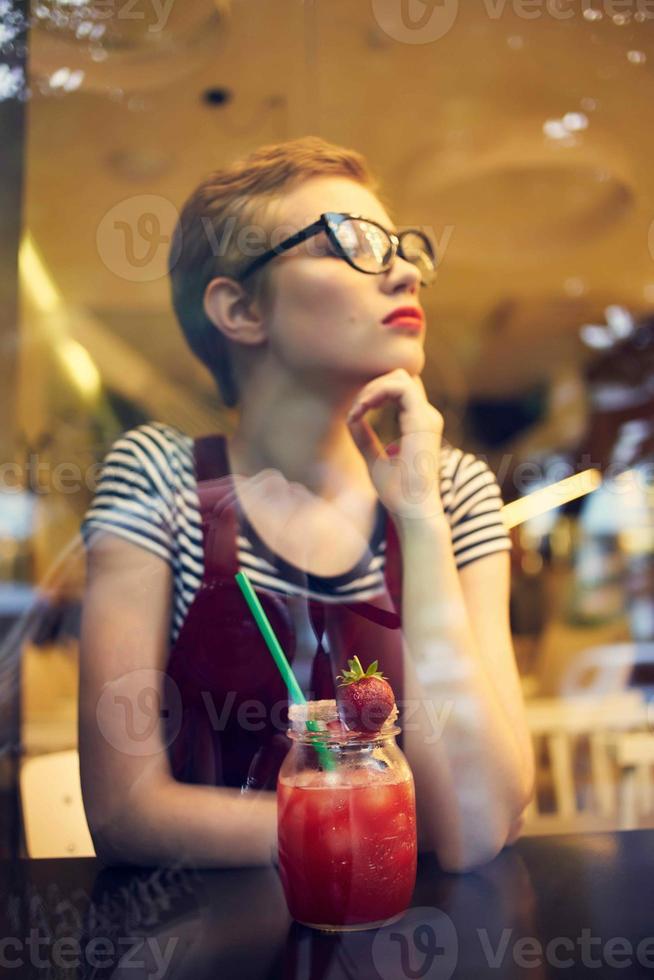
[19,749,95,858]
[522,691,651,835]
[605,731,654,830]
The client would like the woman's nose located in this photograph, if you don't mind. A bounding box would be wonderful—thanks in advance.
[381,255,421,295]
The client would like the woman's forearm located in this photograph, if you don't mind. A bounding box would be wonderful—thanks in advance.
[396,515,533,871]
[93,779,278,869]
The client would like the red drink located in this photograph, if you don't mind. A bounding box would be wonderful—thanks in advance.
[277,768,417,930]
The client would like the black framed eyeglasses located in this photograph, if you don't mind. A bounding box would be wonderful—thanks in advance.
[239,212,436,286]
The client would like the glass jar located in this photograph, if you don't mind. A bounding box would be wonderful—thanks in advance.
[276,700,417,932]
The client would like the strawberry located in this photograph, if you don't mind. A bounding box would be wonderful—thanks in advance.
[336,656,396,733]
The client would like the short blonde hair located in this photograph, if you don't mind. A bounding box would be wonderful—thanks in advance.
[168,136,380,407]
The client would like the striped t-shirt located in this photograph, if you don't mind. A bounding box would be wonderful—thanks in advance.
[81,422,511,645]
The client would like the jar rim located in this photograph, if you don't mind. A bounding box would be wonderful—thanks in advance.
[287,698,399,739]
[287,723,401,746]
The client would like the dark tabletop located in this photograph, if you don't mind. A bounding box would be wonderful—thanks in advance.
[2,831,654,979]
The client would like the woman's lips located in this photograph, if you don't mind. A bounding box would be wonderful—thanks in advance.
[382,307,424,332]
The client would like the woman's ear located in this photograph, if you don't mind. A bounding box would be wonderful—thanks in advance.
[203,277,267,346]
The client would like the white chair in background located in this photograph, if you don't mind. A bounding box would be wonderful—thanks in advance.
[19,749,95,858]
[606,731,654,829]
[522,690,651,835]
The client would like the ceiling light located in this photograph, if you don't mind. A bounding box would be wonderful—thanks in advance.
[544,112,589,142]
[563,112,588,132]
[543,119,568,140]
[605,305,634,339]
[0,64,24,101]
[580,324,614,349]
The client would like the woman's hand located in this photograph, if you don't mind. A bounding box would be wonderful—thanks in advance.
[346,368,446,524]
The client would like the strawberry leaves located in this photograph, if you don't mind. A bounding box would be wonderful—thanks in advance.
[337,655,387,687]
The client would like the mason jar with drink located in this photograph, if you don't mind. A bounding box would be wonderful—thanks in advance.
[277,657,417,932]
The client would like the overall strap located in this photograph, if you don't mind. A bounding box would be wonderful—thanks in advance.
[194,432,230,482]
[192,434,240,578]
[382,512,403,625]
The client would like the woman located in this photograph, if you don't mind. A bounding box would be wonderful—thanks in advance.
[79,136,534,872]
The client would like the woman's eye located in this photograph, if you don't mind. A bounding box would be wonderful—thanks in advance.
[317,235,337,256]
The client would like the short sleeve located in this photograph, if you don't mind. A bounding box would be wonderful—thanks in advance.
[81,423,178,565]
[441,448,511,570]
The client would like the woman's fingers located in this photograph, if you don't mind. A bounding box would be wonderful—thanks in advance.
[347,416,388,470]
[346,370,446,521]
[348,370,443,437]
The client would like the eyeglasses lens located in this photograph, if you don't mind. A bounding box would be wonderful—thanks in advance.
[335,218,393,273]
[400,231,436,285]
[333,218,436,284]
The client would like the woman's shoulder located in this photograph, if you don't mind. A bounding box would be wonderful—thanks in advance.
[109,421,194,460]
[104,421,195,484]
[439,441,506,519]
[82,422,201,558]
[439,441,501,489]
[438,441,511,568]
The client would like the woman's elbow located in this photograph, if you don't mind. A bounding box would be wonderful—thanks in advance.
[437,841,505,874]
[88,818,140,866]
[437,838,504,874]
[435,809,528,874]
[92,836,126,867]
[84,796,149,866]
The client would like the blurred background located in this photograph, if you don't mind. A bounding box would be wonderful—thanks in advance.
[2,0,654,857]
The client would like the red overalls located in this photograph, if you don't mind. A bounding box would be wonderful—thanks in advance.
[164,435,405,791]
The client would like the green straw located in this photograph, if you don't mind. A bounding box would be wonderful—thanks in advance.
[235,570,335,771]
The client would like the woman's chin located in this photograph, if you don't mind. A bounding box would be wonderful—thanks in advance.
[359,348,425,379]
[386,345,425,375]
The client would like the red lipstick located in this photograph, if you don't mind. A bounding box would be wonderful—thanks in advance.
[382,306,425,331]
